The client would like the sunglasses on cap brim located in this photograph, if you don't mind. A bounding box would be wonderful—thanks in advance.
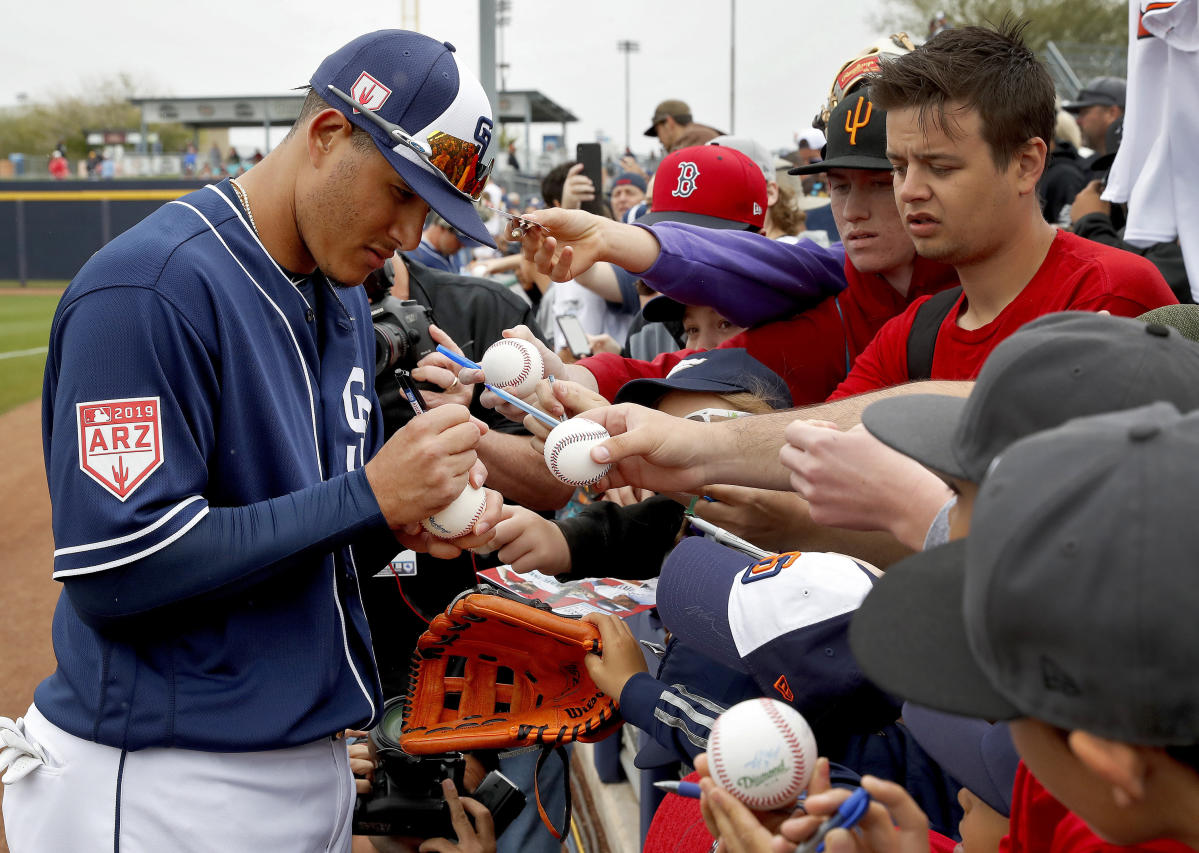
[326,84,493,202]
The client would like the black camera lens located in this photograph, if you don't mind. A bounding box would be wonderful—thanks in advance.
[372,696,408,751]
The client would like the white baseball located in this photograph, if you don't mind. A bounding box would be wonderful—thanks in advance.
[422,484,488,539]
[481,338,544,398]
[707,698,817,810]
[543,418,612,486]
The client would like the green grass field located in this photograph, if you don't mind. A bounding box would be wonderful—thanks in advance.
[0,284,63,415]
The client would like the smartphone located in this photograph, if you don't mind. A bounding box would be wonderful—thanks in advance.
[575,142,605,216]
[556,313,592,359]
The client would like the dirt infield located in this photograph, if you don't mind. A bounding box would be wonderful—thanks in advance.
[0,400,58,852]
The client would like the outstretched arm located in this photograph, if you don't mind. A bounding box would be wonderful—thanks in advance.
[582,381,973,494]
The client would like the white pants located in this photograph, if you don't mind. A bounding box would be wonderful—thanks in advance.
[2,704,355,852]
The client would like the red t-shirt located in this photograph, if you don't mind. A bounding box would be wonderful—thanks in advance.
[829,231,1177,400]
[582,256,958,406]
[1003,762,1195,853]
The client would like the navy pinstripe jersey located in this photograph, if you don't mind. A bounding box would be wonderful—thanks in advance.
[37,181,390,751]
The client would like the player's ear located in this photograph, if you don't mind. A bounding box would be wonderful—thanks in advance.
[1067,730,1148,808]
[307,108,351,166]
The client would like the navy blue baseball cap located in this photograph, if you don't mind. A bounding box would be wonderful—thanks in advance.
[311,30,497,248]
[902,703,1020,817]
[612,171,647,193]
[657,538,899,733]
[613,348,792,410]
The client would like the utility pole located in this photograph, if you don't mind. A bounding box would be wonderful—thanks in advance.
[617,40,640,151]
[729,0,736,133]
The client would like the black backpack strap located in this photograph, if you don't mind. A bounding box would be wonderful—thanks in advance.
[906,286,962,381]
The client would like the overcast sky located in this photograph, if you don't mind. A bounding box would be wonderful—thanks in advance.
[2,0,891,157]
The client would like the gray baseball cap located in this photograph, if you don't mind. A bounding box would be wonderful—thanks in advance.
[851,403,1199,744]
[861,312,1199,482]
[1062,76,1126,112]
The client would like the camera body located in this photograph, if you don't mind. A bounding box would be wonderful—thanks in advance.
[352,698,526,840]
[372,295,437,378]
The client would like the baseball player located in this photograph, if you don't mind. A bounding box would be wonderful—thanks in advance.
[1,31,502,851]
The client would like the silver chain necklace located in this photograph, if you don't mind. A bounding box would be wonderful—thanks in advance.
[229,178,258,234]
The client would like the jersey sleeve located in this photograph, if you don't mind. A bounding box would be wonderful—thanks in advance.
[639,222,848,327]
[46,286,219,576]
[45,286,392,619]
[619,672,725,764]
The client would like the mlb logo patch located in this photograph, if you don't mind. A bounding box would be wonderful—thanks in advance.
[77,397,163,501]
[351,71,392,111]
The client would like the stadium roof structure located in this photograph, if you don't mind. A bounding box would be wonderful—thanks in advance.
[130,89,576,161]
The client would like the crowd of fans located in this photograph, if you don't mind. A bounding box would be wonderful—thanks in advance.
[10,11,1199,853]
[399,12,1198,853]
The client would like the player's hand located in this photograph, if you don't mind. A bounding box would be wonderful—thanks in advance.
[576,403,718,494]
[582,612,648,701]
[559,162,596,211]
[1071,179,1111,224]
[412,325,473,410]
[779,421,950,548]
[690,484,809,553]
[775,775,930,853]
[486,504,571,575]
[366,404,487,529]
[390,483,502,560]
[694,753,808,853]
[417,779,497,853]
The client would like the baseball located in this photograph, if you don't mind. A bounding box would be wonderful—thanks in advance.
[422,484,488,539]
[481,338,544,398]
[543,418,612,486]
[706,698,817,811]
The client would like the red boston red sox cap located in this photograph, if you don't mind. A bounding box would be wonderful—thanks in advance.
[637,145,767,231]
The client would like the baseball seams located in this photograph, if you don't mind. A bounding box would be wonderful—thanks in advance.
[762,698,808,804]
[709,713,738,794]
[708,698,811,810]
[487,339,537,393]
[494,339,534,389]
[546,423,612,486]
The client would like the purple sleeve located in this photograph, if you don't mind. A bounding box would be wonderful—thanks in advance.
[637,222,848,327]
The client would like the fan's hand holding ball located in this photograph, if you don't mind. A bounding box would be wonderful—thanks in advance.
[543,418,612,486]
[480,338,544,398]
[706,698,817,811]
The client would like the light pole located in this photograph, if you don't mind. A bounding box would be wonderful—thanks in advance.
[729,0,736,133]
[617,40,640,152]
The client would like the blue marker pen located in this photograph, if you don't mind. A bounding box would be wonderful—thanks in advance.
[653,779,702,799]
[796,787,871,853]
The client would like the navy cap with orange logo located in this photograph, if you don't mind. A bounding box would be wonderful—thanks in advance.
[791,87,890,175]
[656,537,900,737]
